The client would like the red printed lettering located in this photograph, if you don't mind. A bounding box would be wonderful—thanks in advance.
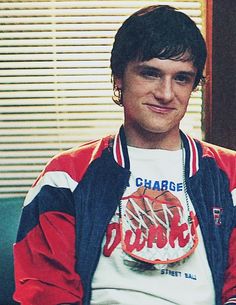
[124,228,146,252]
[148,225,167,248]
[169,213,190,247]
[103,223,121,257]
[103,212,198,257]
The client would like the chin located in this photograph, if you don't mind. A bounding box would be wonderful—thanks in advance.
[144,125,174,134]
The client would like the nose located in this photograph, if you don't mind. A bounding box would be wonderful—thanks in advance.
[153,78,174,103]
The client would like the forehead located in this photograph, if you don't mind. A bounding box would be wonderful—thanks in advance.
[127,57,197,75]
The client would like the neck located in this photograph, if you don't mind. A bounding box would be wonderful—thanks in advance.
[123,124,182,151]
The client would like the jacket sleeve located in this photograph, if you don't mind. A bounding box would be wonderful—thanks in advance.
[222,226,236,305]
[222,167,236,305]
[13,169,83,305]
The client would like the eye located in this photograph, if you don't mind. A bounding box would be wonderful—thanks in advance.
[139,68,161,79]
[175,73,193,85]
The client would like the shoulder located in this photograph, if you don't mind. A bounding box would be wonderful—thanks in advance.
[37,135,113,184]
[197,139,236,190]
[198,140,236,164]
[23,135,114,207]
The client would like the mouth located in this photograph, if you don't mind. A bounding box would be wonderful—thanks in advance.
[145,103,175,114]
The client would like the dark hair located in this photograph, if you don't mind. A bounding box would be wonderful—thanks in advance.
[110,5,207,88]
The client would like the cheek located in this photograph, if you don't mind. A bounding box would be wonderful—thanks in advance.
[122,85,144,103]
[123,81,151,100]
[177,90,192,106]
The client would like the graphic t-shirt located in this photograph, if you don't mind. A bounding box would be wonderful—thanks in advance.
[91,147,215,305]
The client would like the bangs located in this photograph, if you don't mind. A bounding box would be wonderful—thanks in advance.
[137,44,195,63]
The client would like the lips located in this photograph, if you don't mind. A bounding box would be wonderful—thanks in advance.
[145,103,175,114]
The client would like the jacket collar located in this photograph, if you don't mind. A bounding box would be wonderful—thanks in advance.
[113,125,130,169]
[181,131,201,177]
[113,125,201,178]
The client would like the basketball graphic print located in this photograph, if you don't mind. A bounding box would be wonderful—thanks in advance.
[121,186,198,265]
[126,187,182,234]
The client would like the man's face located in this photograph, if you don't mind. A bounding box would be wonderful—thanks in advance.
[115,57,197,149]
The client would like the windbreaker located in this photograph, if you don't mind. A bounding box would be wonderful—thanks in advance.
[14,127,236,305]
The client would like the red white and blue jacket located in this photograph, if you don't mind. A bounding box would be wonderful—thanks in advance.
[14,127,236,305]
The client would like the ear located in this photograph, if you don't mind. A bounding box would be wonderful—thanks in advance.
[113,76,123,90]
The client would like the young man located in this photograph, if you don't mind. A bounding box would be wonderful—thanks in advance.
[14,5,236,305]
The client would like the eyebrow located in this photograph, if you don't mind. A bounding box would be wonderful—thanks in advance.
[135,64,197,77]
[176,71,197,78]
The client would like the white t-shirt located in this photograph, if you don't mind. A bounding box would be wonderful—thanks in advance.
[91,147,215,305]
